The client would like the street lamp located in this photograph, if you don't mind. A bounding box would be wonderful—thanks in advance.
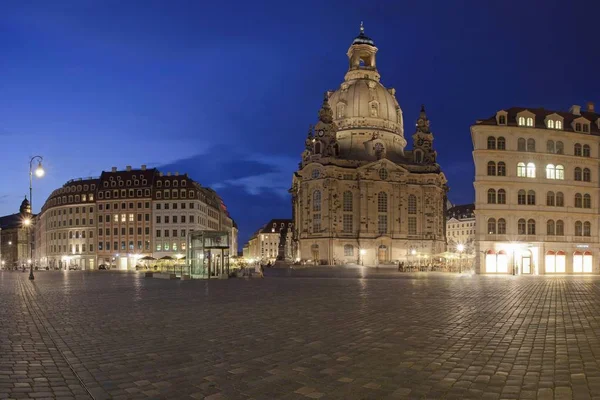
[457,244,465,274]
[359,249,366,266]
[28,155,45,280]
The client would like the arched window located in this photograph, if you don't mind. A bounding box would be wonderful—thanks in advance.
[408,195,417,214]
[344,244,354,256]
[575,167,582,181]
[487,218,496,234]
[556,165,564,180]
[584,222,591,237]
[497,189,506,204]
[527,190,536,205]
[498,115,506,125]
[487,189,496,204]
[527,219,536,235]
[547,219,555,235]
[497,137,506,150]
[343,191,353,212]
[314,141,322,154]
[583,144,591,157]
[556,120,563,130]
[584,168,591,182]
[547,140,555,153]
[336,103,345,119]
[487,136,496,150]
[518,117,525,126]
[414,150,423,163]
[547,120,555,129]
[378,192,388,213]
[518,138,526,151]
[526,117,534,127]
[518,189,526,205]
[584,194,591,209]
[556,220,564,235]
[556,141,564,154]
[547,191,555,206]
[575,193,583,208]
[497,162,506,176]
[487,161,496,176]
[518,219,526,235]
[497,218,506,234]
[575,221,583,236]
[526,162,536,178]
[313,190,321,211]
[556,192,564,207]
[517,162,526,177]
[575,143,582,156]
[546,164,555,179]
[527,138,535,152]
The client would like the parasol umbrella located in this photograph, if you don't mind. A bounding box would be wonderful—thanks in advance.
[140,256,156,261]
[159,256,174,260]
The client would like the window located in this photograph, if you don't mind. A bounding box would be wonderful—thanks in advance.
[497,218,506,234]
[584,194,591,209]
[518,117,525,126]
[497,137,506,149]
[556,165,564,180]
[583,124,589,133]
[378,168,388,180]
[378,215,387,234]
[378,192,388,234]
[575,167,582,181]
[311,169,320,179]
[487,136,496,150]
[497,162,506,176]
[556,120,563,130]
[408,217,417,235]
[583,145,591,157]
[547,140,555,153]
[556,192,564,207]
[344,244,354,257]
[556,141,564,154]
[497,189,506,204]
[547,120,555,129]
[518,138,526,151]
[487,161,496,176]
[575,143,582,156]
[575,193,583,208]
[374,142,384,159]
[313,214,321,233]
[487,189,496,204]
[526,162,535,178]
[556,220,564,235]
[518,219,526,235]
[518,190,526,205]
[575,221,583,236]
[487,218,496,234]
[313,190,321,212]
[527,138,535,152]
[527,219,536,235]
[408,195,417,214]
[527,190,536,205]
[343,191,352,212]
[547,191,555,206]
[499,115,506,125]
[584,221,591,237]
[584,168,591,182]
[517,162,526,177]
[527,117,534,127]
[342,214,353,233]
[546,164,555,180]
[547,220,555,235]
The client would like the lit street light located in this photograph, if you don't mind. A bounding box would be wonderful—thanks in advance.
[457,244,465,274]
[28,155,45,280]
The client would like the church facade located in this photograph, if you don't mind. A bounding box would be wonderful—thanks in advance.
[290,25,448,266]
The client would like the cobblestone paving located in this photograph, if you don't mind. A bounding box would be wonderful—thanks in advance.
[2,271,600,399]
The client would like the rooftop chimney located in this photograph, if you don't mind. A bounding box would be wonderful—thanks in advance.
[570,105,581,115]
[159,172,163,177]
[141,165,146,171]
[126,165,132,171]
[175,172,179,176]
[167,172,171,176]
[587,101,595,113]
[111,167,117,172]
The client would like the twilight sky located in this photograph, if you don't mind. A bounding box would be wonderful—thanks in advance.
[2,0,600,248]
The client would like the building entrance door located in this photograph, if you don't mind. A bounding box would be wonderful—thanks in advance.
[522,257,531,274]
[378,245,387,263]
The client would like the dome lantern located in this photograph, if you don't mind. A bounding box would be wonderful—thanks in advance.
[346,22,379,82]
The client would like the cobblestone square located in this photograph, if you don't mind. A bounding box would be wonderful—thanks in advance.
[2,270,600,399]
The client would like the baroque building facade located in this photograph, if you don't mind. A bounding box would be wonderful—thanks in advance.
[245,219,294,263]
[0,198,33,268]
[473,103,600,274]
[290,26,447,266]
[33,165,236,270]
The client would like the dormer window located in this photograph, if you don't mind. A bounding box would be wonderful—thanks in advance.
[518,117,525,126]
[583,124,589,133]
[576,123,582,132]
[499,115,506,125]
[556,120,562,129]
[527,117,533,127]
[547,120,554,129]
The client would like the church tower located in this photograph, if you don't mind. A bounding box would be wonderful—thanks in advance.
[411,105,437,164]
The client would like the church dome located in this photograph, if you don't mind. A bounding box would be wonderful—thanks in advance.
[20,196,31,215]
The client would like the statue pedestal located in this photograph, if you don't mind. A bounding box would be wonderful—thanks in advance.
[274,260,292,268]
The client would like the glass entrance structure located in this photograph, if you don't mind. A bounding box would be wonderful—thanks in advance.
[187,230,230,279]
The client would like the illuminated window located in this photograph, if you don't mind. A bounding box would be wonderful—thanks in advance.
[547,120,554,129]
[518,117,525,126]
[526,162,536,178]
[517,162,526,177]
[128,214,134,222]
[556,165,564,180]
[526,117,533,127]
[546,164,555,179]
[556,120,562,129]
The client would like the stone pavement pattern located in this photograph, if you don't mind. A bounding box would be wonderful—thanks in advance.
[2,271,600,399]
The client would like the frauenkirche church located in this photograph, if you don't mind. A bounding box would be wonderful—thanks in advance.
[291,24,448,265]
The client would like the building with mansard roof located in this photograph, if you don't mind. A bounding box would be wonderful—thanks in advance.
[446,203,475,255]
[290,25,448,266]
[473,102,600,275]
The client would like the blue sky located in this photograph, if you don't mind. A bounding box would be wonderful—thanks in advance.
[2,0,600,247]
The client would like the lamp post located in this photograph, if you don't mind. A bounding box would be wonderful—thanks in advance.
[28,156,45,280]
[457,244,465,274]
[359,249,366,266]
